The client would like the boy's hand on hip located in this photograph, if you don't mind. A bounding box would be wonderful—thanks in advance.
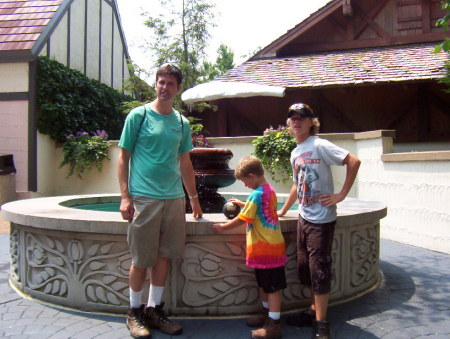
[319,193,345,208]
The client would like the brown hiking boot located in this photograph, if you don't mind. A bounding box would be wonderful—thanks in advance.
[251,317,282,339]
[144,303,182,335]
[246,307,269,327]
[126,304,151,338]
[312,320,330,339]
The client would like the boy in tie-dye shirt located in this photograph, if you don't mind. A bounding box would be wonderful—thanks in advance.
[213,156,287,339]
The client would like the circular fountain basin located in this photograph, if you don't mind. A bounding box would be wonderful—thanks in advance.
[1,194,386,315]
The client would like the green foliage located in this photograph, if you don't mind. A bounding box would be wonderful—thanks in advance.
[144,0,216,90]
[201,44,235,81]
[435,0,450,53]
[435,0,450,92]
[122,62,155,102]
[252,126,296,183]
[60,131,111,178]
[36,56,133,142]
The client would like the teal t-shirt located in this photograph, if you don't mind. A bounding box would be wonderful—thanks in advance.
[118,104,193,199]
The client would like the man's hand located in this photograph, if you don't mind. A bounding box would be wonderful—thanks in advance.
[190,198,203,219]
[120,197,134,221]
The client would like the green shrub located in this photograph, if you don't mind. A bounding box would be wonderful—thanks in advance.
[60,131,110,178]
[253,126,296,183]
[36,56,133,142]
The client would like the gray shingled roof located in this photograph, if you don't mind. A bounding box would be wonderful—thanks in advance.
[0,0,63,51]
[217,42,448,88]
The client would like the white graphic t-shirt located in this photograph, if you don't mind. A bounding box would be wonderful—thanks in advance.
[290,136,349,223]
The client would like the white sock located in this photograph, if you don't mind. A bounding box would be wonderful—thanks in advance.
[262,301,269,309]
[129,288,143,309]
[269,311,280,320]
[147,285,164,308]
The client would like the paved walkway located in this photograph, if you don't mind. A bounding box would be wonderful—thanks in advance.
[0,231,449,338]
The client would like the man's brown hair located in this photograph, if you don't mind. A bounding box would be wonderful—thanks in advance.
[156,64,183,86]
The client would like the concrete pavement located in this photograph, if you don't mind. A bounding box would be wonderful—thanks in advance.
[0,231,449,338]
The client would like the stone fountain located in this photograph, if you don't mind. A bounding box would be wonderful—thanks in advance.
[186,147,235,213]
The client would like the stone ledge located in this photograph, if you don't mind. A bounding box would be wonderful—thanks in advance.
[382,151,450,162]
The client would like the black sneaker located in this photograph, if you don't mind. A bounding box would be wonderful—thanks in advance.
[312,320,330,339]
[126,304,151,338]
[287,308,316,327]
[144,303,182,335]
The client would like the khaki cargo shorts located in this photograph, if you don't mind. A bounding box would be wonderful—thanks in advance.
[127,195,186,268]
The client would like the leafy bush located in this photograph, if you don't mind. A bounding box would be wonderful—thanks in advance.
[252,126,296,183]
[36,56,133,142]
[60,131,110,178]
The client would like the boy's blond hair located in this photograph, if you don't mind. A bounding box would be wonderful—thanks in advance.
[234,156,264,180]
[286,117,320,136]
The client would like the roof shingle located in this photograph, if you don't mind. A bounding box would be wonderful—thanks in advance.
[0,0,63,51]
[217,43,448,88]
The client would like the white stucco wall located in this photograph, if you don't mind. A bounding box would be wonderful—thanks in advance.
[0,62,30,193]
[31,130,450,254]
[0,63,28,92]
[49,12,68,62]
[34,136,120,197]
[100,3,113,85]
[86,0,101,80]
[0,101,29,193]
[70,0,86,72]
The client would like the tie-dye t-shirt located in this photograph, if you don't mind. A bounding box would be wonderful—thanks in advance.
[238,184,287,269]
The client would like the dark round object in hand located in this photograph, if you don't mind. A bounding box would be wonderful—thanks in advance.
[223,202,241,219]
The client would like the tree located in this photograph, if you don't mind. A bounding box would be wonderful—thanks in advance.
[435,0,450,53]
[201,43,235,81]
[144,0,217,90]
[435,0,450,91]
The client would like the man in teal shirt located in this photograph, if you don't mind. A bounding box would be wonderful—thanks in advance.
[118,64,202,338]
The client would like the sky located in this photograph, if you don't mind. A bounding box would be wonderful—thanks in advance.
[115,0,331,74]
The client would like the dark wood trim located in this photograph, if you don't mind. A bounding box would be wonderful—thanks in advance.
[280,33,446,55]
[422,0,431,34]
[318,92,362,131]
[0,51,34,63]
[325,15,348,41]
[352,0,392,40]
[0,93,29,101]
[382,92,417,129]
[253,1,343,59]
[417,83,429,141]
[28,61,38,192]
[429,89,450,118]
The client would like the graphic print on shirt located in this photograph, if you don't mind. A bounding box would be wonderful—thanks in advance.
[293,151,320,206]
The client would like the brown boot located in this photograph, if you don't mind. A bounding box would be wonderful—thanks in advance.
[144,303,182,335]
[312,320,330,339]
[126,304,151,338]
[251,317,282,339]
[246,307,269,327]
